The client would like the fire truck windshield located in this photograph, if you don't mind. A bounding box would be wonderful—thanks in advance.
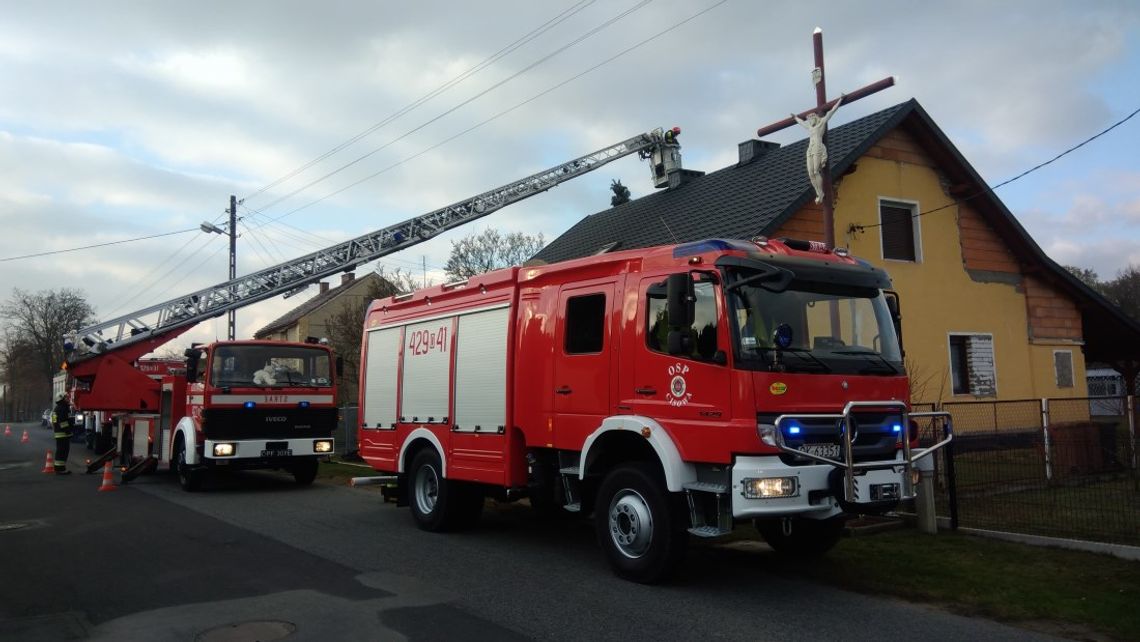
[726,272,903,376]
[209,344,332,388]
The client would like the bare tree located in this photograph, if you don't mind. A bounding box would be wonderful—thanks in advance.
[0,288,96,385]
[1064,265,1103,292]
[1101,264,1140,323]
[0,327,43,420]
[444,229,545,281]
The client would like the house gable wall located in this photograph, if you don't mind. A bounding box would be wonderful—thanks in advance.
[777,125,1087,403]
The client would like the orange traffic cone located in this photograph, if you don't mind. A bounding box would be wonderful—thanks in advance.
[42,450,55,474]
[3,425,10,437]
[20,429,29,444]
[97,461,117,492]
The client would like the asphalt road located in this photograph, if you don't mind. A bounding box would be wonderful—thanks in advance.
[0,420,1058,641]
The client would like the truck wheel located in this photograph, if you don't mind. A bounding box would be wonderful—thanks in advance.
[595,462,688,583]
[175,440,203,492]
[754,516,845,557]
[407,448,482,532]
[292,459,319,486]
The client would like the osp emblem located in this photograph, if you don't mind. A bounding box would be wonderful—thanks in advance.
[666,362,692,407]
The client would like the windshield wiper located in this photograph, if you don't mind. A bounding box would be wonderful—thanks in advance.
[750,347,831,373]
[830,349,901,375]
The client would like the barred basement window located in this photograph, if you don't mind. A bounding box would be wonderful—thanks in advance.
[1054,350,1074,388]
[879,199,920,262]
[948,333,996,397]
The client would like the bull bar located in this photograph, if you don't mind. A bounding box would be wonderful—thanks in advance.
[772,401,953,505]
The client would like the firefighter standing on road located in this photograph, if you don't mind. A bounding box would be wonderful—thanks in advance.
[51,394,73,475]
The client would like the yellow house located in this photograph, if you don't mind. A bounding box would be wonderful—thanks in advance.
[534,99,1140,406]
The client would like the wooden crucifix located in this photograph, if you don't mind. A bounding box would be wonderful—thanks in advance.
[756,28,895,247]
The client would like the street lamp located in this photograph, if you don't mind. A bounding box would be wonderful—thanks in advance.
[200,194,239,340]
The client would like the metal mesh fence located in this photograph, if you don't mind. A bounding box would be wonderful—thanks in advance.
[933,396,1138,546]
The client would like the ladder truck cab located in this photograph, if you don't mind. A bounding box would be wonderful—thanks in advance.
[357,236,951,582]
[66,339,340,490]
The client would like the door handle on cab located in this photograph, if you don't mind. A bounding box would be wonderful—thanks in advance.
[555,386,573,395]
[634,387,657,396]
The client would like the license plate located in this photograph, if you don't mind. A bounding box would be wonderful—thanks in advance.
[798,443,841,459]
[261,449,293,457]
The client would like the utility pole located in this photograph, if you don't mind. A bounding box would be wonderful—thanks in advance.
[228,195,237,340]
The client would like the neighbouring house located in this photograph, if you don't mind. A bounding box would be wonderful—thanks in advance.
[534,99,1140,411]
[255,272,381,343]
[255,272,391,404]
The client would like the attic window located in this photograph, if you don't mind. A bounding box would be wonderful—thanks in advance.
[594,241,622,255]
[879,199,921,262]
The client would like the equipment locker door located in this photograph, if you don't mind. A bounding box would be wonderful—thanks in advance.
[552,283,614,449]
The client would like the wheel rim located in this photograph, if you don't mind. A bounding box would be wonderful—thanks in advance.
[607,488,654,559]
[414,463,439,515]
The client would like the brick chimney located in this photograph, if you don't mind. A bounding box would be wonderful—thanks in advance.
[319,282,329,294]
[340,272,355,286]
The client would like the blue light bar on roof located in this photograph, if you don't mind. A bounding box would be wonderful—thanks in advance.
[672,239,756,258]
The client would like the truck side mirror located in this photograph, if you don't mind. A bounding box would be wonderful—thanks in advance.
[884,290,903,354]
[184,349,200,383]
[335,356,344,377]
[666,272,694,330]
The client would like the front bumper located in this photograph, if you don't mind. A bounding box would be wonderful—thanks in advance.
[730,454,907,519]
[203,437,332,468]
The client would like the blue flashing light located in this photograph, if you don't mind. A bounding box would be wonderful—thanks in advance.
[244,401,256,409]
[891,424,902,433]
[672,239,755,258]
[298,401,310,409]
[788,425,801,435]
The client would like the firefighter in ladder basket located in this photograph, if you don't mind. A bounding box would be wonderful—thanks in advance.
[52,394,74,474]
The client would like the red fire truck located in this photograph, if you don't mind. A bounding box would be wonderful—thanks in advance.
[66,338,340,490]
[357,236,951,582]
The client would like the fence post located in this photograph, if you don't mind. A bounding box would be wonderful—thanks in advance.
[1128,394,1137,471]
[1041,397,1053,481]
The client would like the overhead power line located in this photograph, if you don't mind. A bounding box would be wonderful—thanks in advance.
[0,228,198,263]
[257,0,727,225]
[252,0,654,215]
[854,105,1140,231]
[242,0,597,204]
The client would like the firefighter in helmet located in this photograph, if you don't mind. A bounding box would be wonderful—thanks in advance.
[51,393,74,474]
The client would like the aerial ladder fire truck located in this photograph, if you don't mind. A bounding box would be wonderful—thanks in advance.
[62,126,687,491]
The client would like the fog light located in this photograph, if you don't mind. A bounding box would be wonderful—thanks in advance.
[213,443,235,457]
[741,476,798,499]
[313,439,333,453]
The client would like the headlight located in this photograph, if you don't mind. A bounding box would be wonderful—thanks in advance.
[213,443,235,457]
[741,476,798,499]
[313,439,333,453]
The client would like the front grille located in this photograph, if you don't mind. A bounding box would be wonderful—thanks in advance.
[202,407,336,440]
[759,411,902,464]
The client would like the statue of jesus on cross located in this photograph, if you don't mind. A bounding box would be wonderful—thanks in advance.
[793,94,843,204]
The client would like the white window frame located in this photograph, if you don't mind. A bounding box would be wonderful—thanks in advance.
[947,332,996,397]
[1053,349,1074,389]
[877,197,923,263]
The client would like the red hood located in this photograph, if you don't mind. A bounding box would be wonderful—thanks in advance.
[750,371,909,414]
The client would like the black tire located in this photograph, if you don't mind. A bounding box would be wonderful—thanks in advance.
[594,462,688,584]
[292,458,319,486]
[408,449,482,532]
[754,516,845,557]
[175,439,203,492]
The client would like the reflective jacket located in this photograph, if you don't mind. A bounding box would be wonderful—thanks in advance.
[52,400,72,439]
